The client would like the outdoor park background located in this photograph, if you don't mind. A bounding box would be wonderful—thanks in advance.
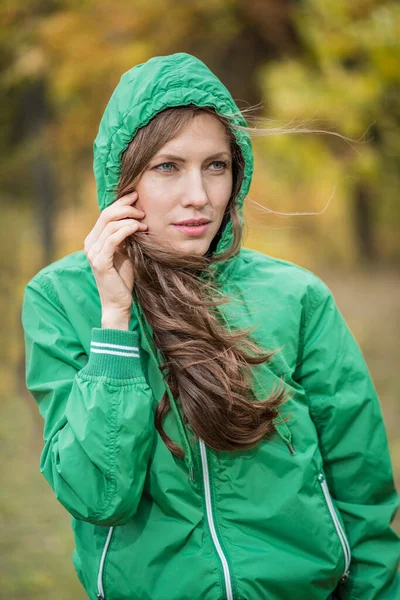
[0,1,399,598]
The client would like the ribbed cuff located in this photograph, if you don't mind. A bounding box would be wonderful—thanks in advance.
[81,328,145,379]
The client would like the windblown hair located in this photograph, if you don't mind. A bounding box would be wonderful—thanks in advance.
[115,104,290,457]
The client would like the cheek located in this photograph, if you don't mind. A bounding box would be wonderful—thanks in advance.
[214,190,231,216]
[135,181,169,220]
[214,176,232,205]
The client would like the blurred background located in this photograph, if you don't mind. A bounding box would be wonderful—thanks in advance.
[0,0,399,598]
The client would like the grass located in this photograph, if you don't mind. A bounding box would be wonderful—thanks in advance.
[1,266,399,599]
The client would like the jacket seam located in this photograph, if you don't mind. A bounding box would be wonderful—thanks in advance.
[34,277,65,313]
[94,389,120,521]
[297,284,324,366]
[76,371,148,386]
[29,255,91,281]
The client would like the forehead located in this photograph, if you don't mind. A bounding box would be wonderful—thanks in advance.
[157,113,231,154]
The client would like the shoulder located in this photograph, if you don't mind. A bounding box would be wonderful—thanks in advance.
[232,248,333,309]
[22,251,102,345]
[26,250,91,285]
[23,251,97,316]
[25,251,93,294]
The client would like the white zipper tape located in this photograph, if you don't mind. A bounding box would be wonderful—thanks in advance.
[97,526,114,600]
[318,473,351,581]
[199,439,234,600]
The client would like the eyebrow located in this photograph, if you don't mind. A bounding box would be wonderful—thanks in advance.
[153,151,231,162]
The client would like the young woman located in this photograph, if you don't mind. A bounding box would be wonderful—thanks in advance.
[22,52,399,600]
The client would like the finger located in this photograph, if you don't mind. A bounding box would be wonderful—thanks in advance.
[117,191,138,204]
[96,218,147,250]
[97,191,140,221]
[109,205,146,221]
[94,206,146,241]
[92,223,143,273]
[88,220,147,269]
[85,196,144,249]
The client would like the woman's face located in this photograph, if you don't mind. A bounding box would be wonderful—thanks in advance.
[134,113,233,255]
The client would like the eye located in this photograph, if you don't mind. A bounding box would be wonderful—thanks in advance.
[209,160,229,172]
[152,160,230,173]
[153,162,177,172]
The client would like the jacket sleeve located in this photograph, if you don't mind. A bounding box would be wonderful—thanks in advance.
[21,276,156,527]
[294,276,400,600]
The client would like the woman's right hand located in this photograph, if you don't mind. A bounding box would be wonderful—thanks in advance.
[84,191,147,329]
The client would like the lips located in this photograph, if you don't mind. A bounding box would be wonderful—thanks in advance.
[173,222,210,236]
[174,219,210,226]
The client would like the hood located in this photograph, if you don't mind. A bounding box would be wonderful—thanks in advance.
[93,52,254,256]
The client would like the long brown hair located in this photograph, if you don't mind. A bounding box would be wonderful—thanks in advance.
[115,104,289,457]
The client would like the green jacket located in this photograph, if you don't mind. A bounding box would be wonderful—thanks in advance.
[22,53,399,600]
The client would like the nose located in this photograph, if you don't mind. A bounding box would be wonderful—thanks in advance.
[179,169,209,209]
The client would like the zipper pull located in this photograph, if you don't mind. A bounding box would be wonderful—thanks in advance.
[273,420,296,455]
[340,570,350,583]
[285,441,295,455]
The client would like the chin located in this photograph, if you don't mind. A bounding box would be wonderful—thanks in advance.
[174,239,210,256]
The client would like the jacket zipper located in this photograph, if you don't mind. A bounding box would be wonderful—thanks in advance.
[199,439,234,600]
[96,526,114,600]
[318,473,351,583]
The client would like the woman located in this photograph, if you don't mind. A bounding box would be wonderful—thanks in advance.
[22,52,399,600]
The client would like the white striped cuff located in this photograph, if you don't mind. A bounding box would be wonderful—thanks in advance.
[82,328,144,379]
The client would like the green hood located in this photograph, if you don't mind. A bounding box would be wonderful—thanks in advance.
[93,52,254,256]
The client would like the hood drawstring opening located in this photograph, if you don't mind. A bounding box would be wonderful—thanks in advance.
[273,417,295,455]
[132,298,196,480]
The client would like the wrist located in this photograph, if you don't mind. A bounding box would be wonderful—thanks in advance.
[101,309,130,330]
